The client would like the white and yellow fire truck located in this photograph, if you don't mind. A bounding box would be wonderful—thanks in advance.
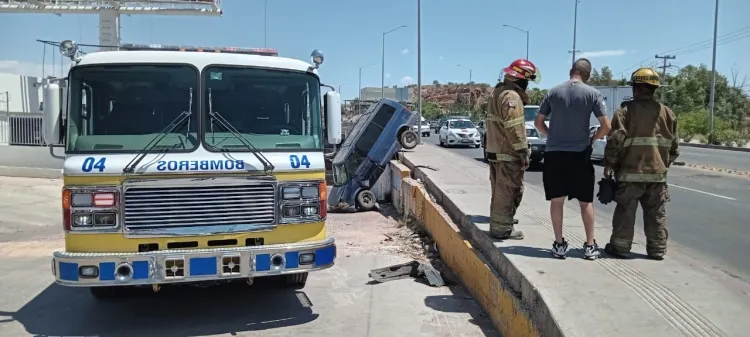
[42,40,342,299]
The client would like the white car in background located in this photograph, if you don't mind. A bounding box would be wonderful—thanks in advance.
[439,119,481,148]
[589,125,606,161]
[412,120,431,137]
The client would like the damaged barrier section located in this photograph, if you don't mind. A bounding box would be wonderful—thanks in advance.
[392,144,750,337]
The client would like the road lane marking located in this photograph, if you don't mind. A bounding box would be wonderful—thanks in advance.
[668,183,736,201]
[681,153,707,156]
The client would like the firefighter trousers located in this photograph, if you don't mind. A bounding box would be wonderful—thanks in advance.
[489,160,524,234]
[609,182,670,257]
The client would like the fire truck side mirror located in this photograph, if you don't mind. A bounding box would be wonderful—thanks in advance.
[42,80,62,145]
[325,91,342,145]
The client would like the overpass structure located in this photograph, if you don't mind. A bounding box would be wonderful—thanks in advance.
[0,0,222,49]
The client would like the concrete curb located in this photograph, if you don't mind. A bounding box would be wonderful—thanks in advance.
[396,153,564,337]
[390,159,557,337]
[680,142,750,152]
[0,166,62,179]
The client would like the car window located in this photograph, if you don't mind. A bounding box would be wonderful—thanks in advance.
[448,120,475,129]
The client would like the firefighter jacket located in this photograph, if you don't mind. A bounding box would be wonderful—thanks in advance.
[604,99,680,183]
[485,86,529,162]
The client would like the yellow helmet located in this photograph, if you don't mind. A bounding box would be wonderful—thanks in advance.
[628,67,661,87]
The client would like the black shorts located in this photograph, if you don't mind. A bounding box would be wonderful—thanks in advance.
[542,150,595,202]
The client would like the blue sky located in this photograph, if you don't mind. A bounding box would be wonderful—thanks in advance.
[1,0,748,100]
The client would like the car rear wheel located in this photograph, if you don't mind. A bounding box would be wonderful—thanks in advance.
[356,189,377,212]
[399,130,418,150]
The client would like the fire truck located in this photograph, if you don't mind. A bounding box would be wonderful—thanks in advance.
[42,40,341,299]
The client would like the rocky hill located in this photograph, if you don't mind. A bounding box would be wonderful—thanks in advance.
[407,83,494,111]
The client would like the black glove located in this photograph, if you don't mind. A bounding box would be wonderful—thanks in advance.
[596,176,617,205]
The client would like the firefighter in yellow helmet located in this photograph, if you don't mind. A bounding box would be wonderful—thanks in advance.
[484,59,540,240]
[603,67,679,260]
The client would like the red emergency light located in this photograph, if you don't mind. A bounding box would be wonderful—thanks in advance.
[119,43,278,57]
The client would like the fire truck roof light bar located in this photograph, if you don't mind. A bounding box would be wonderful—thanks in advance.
[119,43,278,56]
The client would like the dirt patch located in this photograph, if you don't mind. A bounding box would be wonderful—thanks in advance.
[327,204,435,261]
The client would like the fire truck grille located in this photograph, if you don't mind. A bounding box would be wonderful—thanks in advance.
[123,183,276,230]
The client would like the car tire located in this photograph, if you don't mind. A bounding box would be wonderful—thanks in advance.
[399,130,419,150]
[284,272,308,289]
[355,189,377,212]
[439,137,445,147]
[474,144,480,148]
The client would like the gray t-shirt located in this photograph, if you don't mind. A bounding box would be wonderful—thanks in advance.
[538,80,606,152]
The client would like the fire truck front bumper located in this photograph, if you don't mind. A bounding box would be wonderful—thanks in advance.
[51,237,336,287]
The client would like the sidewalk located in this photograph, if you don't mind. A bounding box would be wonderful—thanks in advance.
[399,144,750,337]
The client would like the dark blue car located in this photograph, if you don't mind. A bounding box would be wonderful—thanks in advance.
[328,99,418,211]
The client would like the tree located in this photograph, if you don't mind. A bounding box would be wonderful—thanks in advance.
[589,66,627,86]
[527,88,548,105]
[420,101,443,120]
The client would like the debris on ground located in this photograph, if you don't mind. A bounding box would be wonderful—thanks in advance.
[368,260,445,287]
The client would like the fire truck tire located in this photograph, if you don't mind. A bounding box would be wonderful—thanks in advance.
[89,286,123,300]
[285,272,308,289]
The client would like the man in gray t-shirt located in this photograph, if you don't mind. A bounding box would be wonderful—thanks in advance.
[533,58,611,260]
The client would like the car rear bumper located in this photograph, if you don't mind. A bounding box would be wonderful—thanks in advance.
[51,237,336,287]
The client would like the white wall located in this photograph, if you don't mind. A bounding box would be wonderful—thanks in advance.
[0,73,42,114]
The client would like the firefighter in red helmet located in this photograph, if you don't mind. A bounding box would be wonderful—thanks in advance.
[485,59,540,239]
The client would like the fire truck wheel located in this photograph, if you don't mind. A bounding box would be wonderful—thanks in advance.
[89,286,124,300]
[399,130,418,150]
[355,189,376,211]
[285,272,308,289]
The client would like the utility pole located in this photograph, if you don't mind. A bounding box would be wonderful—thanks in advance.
[571,0,580,64]
[655,54,676,102]
[417,0,423,144]
[381,25,407,99]
[457,64,472,110]
[358,63,374,115]
[264,0,268,48]
[708,0,719,138]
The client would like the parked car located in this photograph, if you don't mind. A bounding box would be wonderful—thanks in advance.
[589,125,606,162]
[328,99,418,212]
[429,120,439,129]
[438,118,481,148]
[412,119,431,137]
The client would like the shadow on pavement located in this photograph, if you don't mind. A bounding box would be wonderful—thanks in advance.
[423,290,500,337]
[3,278,317,337]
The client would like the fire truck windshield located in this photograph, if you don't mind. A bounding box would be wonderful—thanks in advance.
[66,64,199,153]
[202,66,323,151]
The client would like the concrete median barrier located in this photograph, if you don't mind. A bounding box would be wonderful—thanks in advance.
[388,159,558,337]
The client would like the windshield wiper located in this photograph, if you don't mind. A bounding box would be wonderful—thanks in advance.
[122,88,193,175]
[207,88,275,174]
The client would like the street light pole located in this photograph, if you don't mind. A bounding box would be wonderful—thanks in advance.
[501,24,530,59]
[358,63,374,114]
[457,64,472,110]
[417,0,423,144]
[571,0,580,64]
[264,0,268,48]
[708,0,719,137]
[381,25,407,99]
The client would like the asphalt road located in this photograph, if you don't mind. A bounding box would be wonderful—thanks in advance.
[421,134,750,282]
[677,145,750,172]
[0,176,496,337]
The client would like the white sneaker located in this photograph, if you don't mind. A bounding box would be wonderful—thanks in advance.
[583,241,601,260]
[551,239,569,259]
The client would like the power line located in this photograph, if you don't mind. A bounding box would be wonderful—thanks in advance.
[613,26,750,77]
[655,55,676,101]
[672,32,750,57]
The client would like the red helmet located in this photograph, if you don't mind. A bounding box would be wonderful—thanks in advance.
[503,59,541,83]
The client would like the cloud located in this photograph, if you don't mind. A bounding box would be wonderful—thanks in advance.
[0,60,64,78]
[631,50,636,54]
[401,76,413,85]
[401,48,409,55]
[577,50,627,58]
[439,55,444,60]
[385,73,391,79]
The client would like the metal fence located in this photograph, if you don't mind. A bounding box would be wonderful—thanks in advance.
[0,113,59,146]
